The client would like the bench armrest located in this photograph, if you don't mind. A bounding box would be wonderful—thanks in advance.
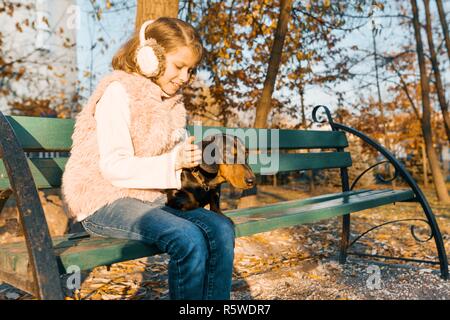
[0,110,64,299]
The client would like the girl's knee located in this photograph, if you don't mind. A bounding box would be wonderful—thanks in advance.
[211,215,236,251]
[215,213,235,235]
[167,224,208,260]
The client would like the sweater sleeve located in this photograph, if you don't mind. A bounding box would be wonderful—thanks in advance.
[94,81,182,190]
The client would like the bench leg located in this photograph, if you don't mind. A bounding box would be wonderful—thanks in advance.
[338,162,351,264]
[339,214,350,264]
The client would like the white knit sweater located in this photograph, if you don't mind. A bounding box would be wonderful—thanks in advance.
[94,81,183,190]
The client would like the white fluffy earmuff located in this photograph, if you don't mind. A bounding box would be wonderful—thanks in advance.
[136,19,165,78]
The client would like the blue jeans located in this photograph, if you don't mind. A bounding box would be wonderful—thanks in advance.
[81,196,235,300]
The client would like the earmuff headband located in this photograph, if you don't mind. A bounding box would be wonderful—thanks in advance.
[139,19,155,45]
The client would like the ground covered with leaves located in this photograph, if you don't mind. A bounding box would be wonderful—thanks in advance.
[1,184,449,300]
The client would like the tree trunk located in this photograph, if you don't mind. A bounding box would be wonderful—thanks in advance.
[254,0,293,128]
[422,143,429,188]
[135,0,179,30]
[411,0,450,203]
[424,0,450,143]
[240,0,292,208]
[436,0,450,62]
[309,170,315,193]
[300,83,306,129]
[297,60,307,129]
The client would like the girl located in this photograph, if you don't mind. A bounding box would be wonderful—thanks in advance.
[61,17,235,300]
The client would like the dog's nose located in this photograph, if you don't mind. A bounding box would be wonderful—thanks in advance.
[245,177,255,186]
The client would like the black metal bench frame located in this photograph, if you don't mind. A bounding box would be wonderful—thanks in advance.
[312,106,448,275]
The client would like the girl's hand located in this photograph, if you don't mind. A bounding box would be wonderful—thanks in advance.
[175,136,202,170]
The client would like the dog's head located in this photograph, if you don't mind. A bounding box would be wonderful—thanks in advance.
[198,133,255,189]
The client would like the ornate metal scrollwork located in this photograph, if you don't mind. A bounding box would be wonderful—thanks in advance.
[351,160,399,191]
[347,218,434,250]
[312,105,336,130]
[309,105,448,279]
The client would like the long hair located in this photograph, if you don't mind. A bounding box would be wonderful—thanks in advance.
[112,17,203,77]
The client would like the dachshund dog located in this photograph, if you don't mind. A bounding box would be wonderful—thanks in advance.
[164,133,256,216]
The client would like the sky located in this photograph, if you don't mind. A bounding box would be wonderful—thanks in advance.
[76,0,136,100]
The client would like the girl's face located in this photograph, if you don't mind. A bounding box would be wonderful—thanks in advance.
[155,46,198,96]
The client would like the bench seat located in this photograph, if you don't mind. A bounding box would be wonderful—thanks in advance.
[0,188,415,292]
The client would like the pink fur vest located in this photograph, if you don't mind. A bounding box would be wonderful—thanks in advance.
[61,70,186,221]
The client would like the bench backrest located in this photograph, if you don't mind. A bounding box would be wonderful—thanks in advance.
[0,116,351,190]
[187,126,351,175]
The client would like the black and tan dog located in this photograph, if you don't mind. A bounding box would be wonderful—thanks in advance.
[164,133,255,215]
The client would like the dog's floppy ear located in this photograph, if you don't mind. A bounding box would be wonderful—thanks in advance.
[200,138,219,173]
[199,162,218,173]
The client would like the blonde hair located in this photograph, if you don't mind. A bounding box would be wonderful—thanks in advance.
[112,17,203,77]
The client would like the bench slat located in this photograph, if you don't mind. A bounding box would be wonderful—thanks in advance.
[0,235,162,277]
[187,126,349,149]
[232,189,415,237]
[5,116,74,151]
[0,158,68,190]
[0,152,351,190]
[5,118,349,151]
[250,152,352,174]
[5,118,348,152]
[225,189,373,217]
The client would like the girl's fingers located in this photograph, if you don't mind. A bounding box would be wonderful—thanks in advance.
[186,150,201,159]
[189,156,202,164]
[179,137,202,168]
[185,144,201,152]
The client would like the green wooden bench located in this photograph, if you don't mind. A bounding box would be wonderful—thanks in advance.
[0,105,447,299]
